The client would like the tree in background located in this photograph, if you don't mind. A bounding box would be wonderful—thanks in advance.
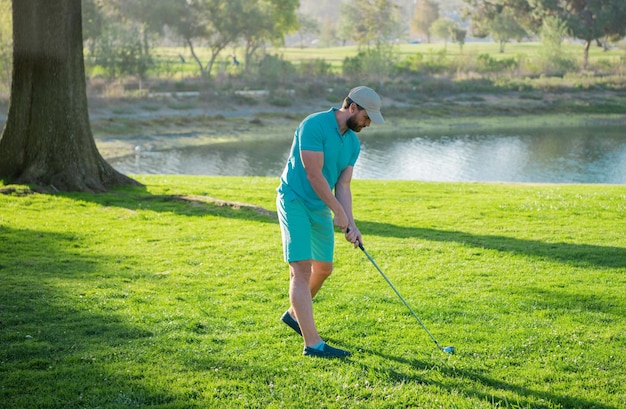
[238,0,299,72]
[338,0,401,86]
[430,18,458,50]
[298,0,341,21]
[411,0,439,43]
[452,26,467,53]
[319,17,338,47]
[539,0,626,67]
[0,0,138,192]
[462,0,540,34]
[89,22,153,84]
[82,1,154,86]
[192,0,244,78]
[115,0,298,78]
[295,13,319,48]
[538,15,575,75]
[490,9,527,52]
[0,0,11,91]
[463,0,626,66]
[110,0,217,77]
[82,0,104,47]
[339,0,403,46]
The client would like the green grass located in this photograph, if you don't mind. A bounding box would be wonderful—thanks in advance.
[143,41,625,78]
[1,176,625,408]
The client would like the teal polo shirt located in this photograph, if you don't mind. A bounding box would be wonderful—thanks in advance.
[277,108,361,210]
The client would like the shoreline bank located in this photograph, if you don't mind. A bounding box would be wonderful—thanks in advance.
[90,90,626,160]
[2,90,625,159]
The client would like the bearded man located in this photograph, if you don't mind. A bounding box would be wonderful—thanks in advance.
[276,86,384,357]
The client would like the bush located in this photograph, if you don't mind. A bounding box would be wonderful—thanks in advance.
[87,22,154,82]
[342,45,396,83]
[397,49,450,75]
[298,58,332,78]
[538,16,577,76]
[474,53,518,73]
[294,79,345,99]
[268,96,292,107]
[342,55,363,78]
[256,54,296,89]
[455,77,498,93]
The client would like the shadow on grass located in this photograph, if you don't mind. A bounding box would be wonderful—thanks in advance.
[522,286,624,317]
[60,187,624,269]
[357,220,626,269]
[0,226,222,407]
[353,345,618,409]
[61,187,278,222]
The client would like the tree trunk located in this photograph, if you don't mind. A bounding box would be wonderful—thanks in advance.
[186,37,206,77]
[0,0,140,192]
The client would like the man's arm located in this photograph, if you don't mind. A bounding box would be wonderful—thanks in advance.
[335,166,362,247]
[301,150,349,230]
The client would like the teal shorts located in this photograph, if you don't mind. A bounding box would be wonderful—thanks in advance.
[276,194,334,263]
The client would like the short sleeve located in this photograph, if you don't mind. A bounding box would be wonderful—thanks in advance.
[348,138,360,167]
[299,118,325,152]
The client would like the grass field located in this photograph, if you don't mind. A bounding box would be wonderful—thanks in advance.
[147,41,625,77]
[1,176,625,408]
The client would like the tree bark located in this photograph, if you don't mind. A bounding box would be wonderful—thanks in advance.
[0,0,141,192]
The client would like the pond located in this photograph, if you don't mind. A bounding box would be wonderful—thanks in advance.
[109,124,626,184]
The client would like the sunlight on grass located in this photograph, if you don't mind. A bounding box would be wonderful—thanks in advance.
[1,177,625,408]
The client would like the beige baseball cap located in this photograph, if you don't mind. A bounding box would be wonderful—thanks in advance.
[348,86,384,124]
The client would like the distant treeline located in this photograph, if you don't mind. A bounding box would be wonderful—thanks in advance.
[0,0,625,97]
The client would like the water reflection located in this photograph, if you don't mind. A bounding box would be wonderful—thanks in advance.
[109,125,626,184]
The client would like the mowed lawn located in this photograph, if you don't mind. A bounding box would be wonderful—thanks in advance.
[153,41,625,75]
[1,176,625,408]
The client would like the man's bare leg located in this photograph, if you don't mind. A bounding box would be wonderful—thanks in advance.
[288,260,323,347]
[285,260,351,357]
[309,261,333,298]
[287,260,333,335]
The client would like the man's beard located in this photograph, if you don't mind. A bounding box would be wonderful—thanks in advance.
[346,115,362,132]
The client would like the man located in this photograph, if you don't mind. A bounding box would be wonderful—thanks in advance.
[276,86,384,357]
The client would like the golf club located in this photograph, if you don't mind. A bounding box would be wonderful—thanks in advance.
[355,240,455,355]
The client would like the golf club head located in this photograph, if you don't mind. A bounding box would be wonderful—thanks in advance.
[442,346,455,354]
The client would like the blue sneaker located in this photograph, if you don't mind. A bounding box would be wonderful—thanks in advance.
[303,342,351,358]
[281,311,302,336]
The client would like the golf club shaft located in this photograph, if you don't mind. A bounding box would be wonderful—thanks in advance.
[357,242,445,351]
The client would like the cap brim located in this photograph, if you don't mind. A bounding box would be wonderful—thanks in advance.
[367,110,384,124]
